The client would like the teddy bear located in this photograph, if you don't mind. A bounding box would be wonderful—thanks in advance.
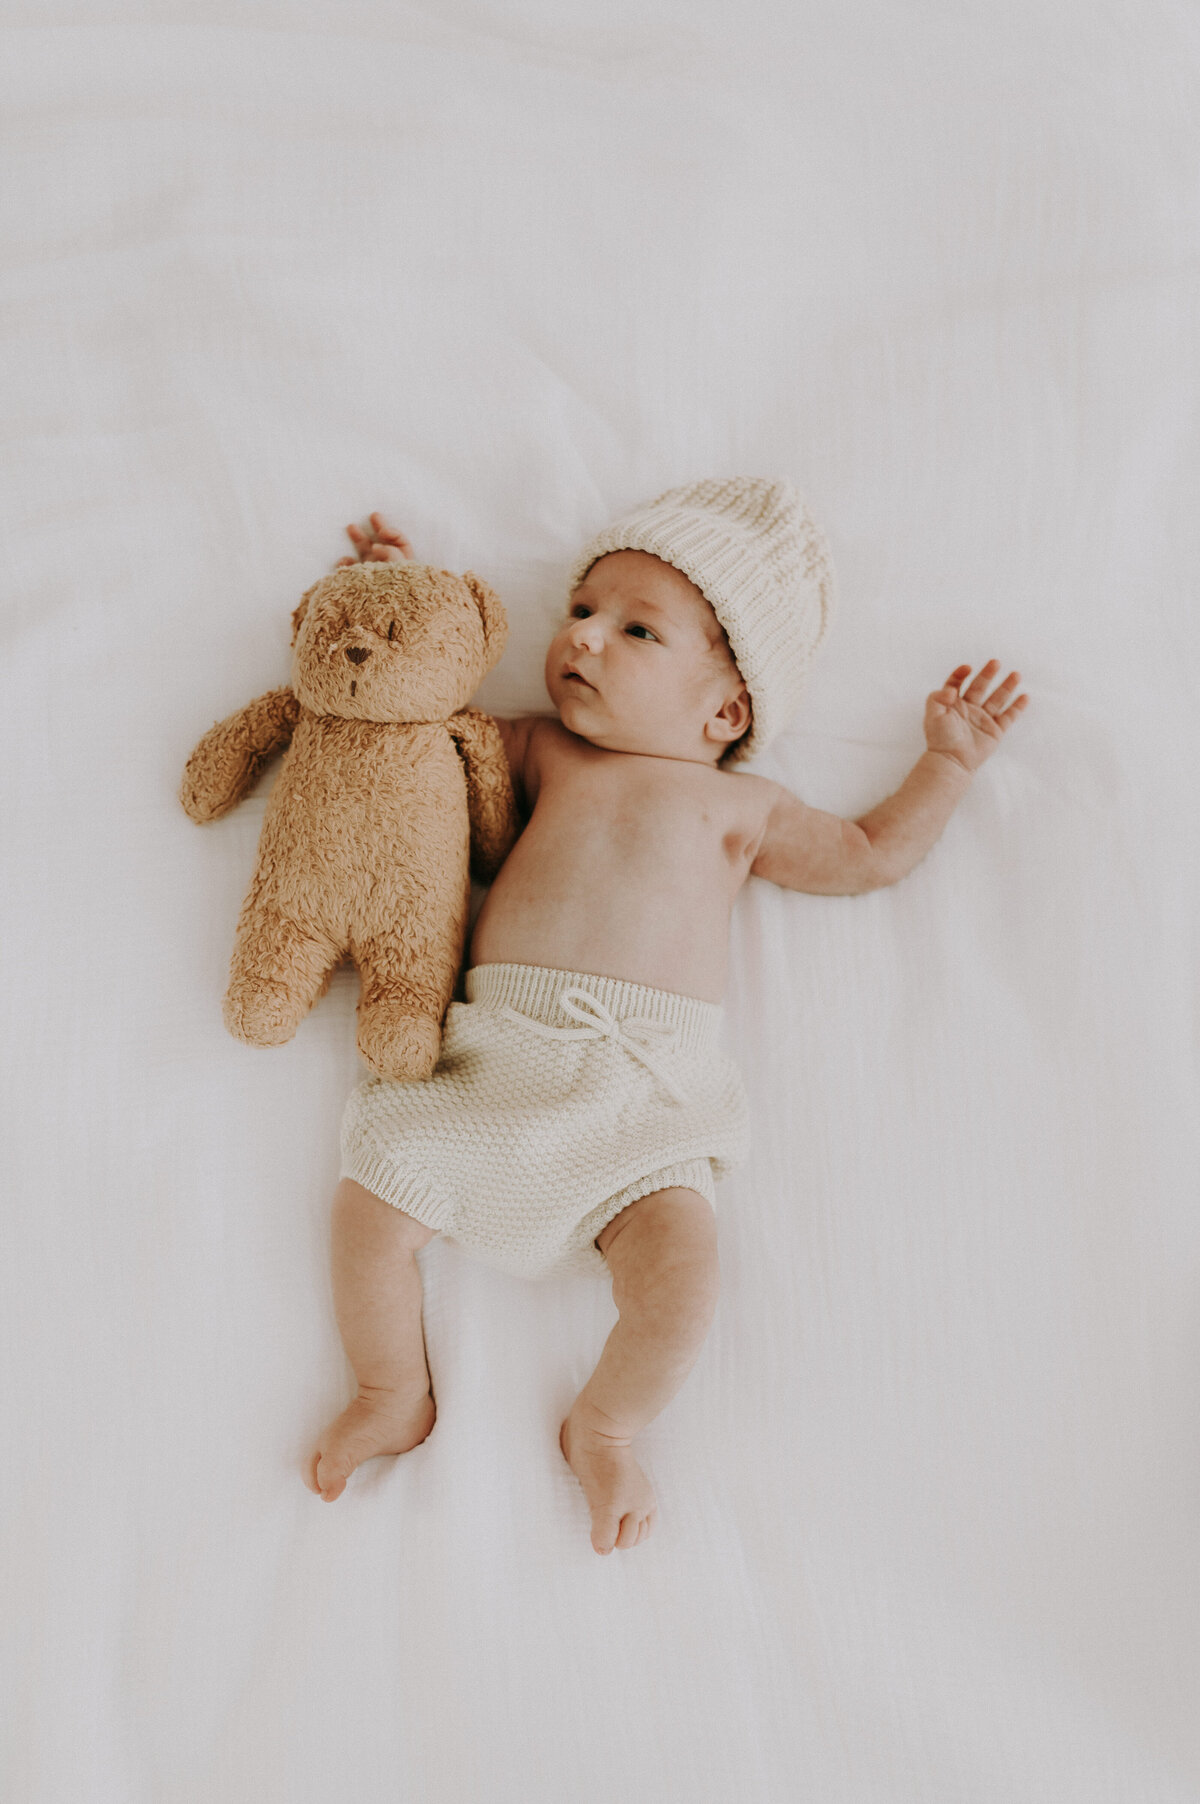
[180,559,518,1081]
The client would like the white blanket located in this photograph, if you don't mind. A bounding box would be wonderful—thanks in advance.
[4,4,1199,1798]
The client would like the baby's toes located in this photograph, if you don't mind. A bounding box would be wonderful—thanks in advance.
[614,1512,644,1551]
[304,1433,356,1501]
[312,1450,350,1502]
[591,1513,620,1556]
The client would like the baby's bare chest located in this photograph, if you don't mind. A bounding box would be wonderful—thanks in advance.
[529,756,764,884]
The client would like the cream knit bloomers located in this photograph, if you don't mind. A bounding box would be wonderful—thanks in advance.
[339,962,749,1280]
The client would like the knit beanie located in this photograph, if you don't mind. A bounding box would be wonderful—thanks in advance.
[566,477,836,764]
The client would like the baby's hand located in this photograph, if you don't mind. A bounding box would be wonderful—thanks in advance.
[334,513,415,568]
[924,660,1028,773]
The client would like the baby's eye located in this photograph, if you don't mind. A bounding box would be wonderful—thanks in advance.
[625,623,658,642]
[570,603,593,619]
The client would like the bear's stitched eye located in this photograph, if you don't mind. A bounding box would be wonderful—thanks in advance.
[387,621,396,641]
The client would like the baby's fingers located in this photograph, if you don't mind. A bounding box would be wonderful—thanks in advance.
[369,512,414,557]
[945,661,1029,716]
[959,659,1004,705]
[980,672,1029,725]
[993,688,1030,727]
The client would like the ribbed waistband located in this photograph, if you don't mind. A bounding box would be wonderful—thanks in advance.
[465,963,723,1054]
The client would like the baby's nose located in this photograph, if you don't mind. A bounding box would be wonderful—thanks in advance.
[345,646,371,665]
[570,619,604,651]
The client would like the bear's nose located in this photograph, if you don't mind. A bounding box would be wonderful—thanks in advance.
[345,646,371,665]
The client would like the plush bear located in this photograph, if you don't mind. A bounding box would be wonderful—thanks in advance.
[180,559,518,1080]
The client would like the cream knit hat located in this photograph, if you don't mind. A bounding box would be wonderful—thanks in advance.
[566,477,835,764]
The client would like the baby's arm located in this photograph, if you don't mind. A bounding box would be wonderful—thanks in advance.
[752,660,1028,894]
[492,715,545,819]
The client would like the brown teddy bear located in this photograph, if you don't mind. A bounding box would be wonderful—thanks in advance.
[180,559,518,1080]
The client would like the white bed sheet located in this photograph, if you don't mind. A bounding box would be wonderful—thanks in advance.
[3,4,1199,1799]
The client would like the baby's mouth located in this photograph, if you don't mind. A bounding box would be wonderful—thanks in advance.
[563,669,595,691]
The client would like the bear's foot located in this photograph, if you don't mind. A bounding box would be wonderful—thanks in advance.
[224,978,306,1047]
[357,1003,442,1081]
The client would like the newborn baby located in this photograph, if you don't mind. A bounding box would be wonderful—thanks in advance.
[305,481,1028,1553]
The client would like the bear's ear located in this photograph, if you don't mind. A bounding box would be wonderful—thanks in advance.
[463,572,508,660]
[290,587,314,646]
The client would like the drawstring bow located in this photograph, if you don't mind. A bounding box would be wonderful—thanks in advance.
[499,986,690,1105]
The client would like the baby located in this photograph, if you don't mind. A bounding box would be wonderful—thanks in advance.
[304,480,1028,1554]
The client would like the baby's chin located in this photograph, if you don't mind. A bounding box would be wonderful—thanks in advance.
[554,696,620,750]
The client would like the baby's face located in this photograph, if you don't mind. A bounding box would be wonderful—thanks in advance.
[545,550,749,762]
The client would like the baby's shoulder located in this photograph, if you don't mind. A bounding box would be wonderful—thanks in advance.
[522,714,577,770]
[495,712,571,806]
[712,764,778,825]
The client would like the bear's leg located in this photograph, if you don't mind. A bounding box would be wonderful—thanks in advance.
[353,925,461,1082]
[224,904,340,1047]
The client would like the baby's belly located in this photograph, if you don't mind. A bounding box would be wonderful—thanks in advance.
[469,856,733,1003]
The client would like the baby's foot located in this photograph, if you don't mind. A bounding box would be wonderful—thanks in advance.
[305,1383,435,1501]
[560,1403,658,1554]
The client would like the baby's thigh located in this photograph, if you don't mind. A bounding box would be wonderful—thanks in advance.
[333,1177,439,1252]
[594,1185,717,1271]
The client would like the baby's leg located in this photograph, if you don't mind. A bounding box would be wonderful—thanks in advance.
[306,1178,437,1501]
[561,1187,719,1554]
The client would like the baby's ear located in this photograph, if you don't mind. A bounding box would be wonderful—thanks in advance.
[462,572,508,662]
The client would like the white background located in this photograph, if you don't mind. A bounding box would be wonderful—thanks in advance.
[2,3,1199,1799]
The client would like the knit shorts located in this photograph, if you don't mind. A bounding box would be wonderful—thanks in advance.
[339,962,749,1280]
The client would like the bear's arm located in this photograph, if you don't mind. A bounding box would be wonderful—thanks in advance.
[446,709,520,883]
[180,687,301,823]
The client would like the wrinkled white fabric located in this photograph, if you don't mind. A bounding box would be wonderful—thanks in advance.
[3,4,1199,1801]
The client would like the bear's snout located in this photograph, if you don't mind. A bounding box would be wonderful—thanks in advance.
[345,646,371,665]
